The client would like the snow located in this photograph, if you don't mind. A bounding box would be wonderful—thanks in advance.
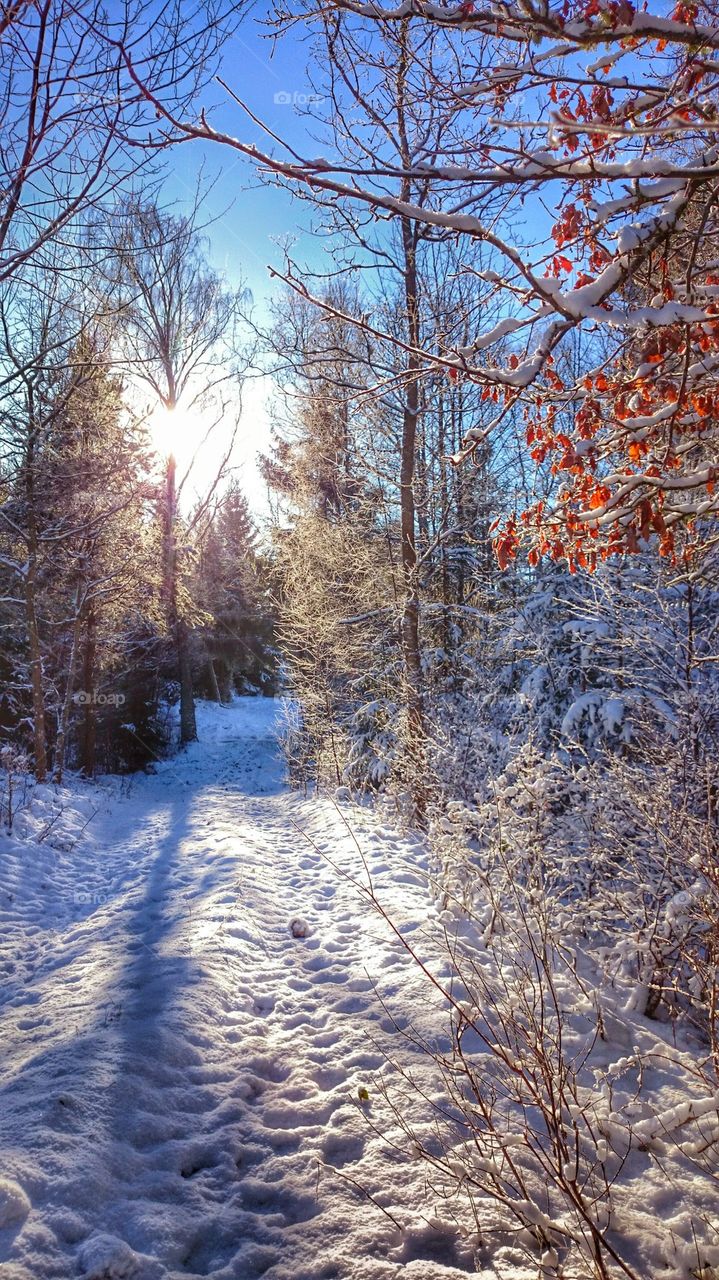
[78,1233,162,1280]
[561,689,627,740]
[0,1177,31,1229]
[2,696,718,1279]
[0,697,486,1280]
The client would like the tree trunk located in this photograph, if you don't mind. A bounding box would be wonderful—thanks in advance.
[25,560,47,782]
[177,619,197,743]
[24,420,47,781]
[163,455,197,745]
[215,658,233,704]
[80,609,97,776]
[399,340,424,760]
[397,25,425,816]
[206,656,222,703]
[53,594,83,783]
[437,392,453,656]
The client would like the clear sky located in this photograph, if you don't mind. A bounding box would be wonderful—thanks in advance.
[156,6,331,521]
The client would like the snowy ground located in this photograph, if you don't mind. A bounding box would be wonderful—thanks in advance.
[0,698,500,1280]
[4,699,717,1280]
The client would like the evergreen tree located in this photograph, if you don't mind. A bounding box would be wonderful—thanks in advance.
[195,483,278,701]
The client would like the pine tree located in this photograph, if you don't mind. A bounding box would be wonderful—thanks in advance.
[195,483,278,701]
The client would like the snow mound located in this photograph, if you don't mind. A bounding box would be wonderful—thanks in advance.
[77,1233,158,1280]
[0,1177,30,1228]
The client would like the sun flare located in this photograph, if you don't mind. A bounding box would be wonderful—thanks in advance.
[147,403,196,461]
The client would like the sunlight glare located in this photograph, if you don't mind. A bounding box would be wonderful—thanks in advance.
[148,403,195,461]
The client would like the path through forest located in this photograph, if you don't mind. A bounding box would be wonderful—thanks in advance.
[0,699,518,1280]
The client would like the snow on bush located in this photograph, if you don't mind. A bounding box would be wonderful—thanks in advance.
[369,856,719,1279]
[349,559,719,1278]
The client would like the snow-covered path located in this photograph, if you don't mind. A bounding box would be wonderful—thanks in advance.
[0,699,481,1280]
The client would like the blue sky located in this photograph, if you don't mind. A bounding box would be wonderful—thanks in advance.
[160,7,329,517]
[164,12,326,294]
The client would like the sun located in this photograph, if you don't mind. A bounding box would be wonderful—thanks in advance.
[147,402,196,461]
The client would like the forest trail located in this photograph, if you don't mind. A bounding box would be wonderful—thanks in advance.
[0,699,503,1280]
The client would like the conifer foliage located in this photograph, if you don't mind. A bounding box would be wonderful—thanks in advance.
[195,483,279,702]
[0,227,273,777]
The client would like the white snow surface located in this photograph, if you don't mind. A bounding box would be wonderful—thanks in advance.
[4,698,718,1280]
[0,698,497,1280]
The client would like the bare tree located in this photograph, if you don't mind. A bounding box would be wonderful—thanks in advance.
[135,0,719,562]
[0,0,245,286]
[110,200,251,744]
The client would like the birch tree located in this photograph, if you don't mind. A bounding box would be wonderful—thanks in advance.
[110,201,250,744]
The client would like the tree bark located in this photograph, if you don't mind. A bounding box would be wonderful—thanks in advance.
[24,418,47,781]
[53,593,83,783]
[80,609,97,776]
[215,658,233,704]
[163,454,197,744]
[177,619,197,744]
[397,23,425,816]
[437,391,453,656]
[25,559,47,782]
[206,656,222,703]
